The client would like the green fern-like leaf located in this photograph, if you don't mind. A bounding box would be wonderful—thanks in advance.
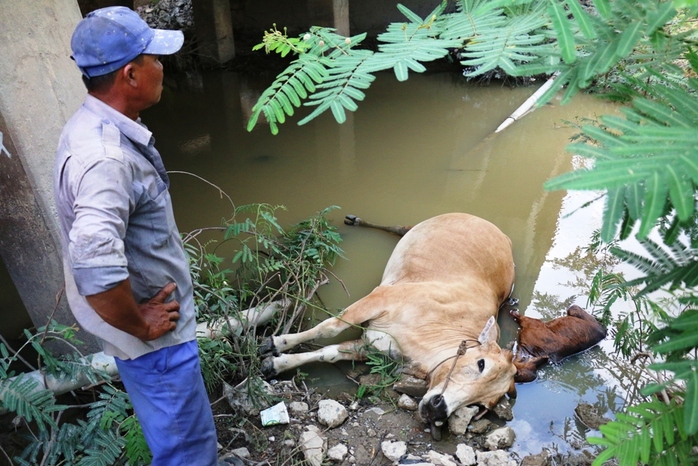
[0,375,60,430]
[610,236,698,295]
[246,53,328,135]
[548,0,576,64]
[459,7,552,76]
[546,78,698,240]
[590,399,694,466]
[77,429,125,466]
[439,0,508,41]
[121,415,152,465]
[298,50,376,125]
[374,3,461,82]
[566,0,596,39]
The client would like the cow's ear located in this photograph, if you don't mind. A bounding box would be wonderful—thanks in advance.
[478,316,499,344]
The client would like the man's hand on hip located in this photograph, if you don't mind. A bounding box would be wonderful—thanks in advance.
[86,279,180,341]
[139,282,181,340]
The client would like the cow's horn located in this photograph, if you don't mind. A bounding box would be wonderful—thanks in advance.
[430,421,442,441]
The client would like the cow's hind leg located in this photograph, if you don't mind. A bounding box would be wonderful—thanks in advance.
[261,293,387,356]
[261,313,358,357]
[262,340,366,378]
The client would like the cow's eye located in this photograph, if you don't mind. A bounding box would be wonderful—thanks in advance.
[477,359,485,372]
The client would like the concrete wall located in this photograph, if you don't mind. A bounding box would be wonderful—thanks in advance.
[0,1,99,351]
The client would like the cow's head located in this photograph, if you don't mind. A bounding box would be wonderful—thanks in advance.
[418,316,517,435]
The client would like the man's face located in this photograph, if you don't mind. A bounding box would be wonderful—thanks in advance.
[135,54,164,109]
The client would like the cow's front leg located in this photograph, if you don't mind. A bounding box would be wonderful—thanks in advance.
[262,340,366,378]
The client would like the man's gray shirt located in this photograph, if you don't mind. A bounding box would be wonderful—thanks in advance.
[54,95,195,360]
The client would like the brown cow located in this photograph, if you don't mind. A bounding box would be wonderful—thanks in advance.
[510,305,607,382]
[260,213,518,437]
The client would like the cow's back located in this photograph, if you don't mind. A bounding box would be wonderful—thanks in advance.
[381,213,514,301]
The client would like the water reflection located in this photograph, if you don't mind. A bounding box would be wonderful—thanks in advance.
[144,69,627,456]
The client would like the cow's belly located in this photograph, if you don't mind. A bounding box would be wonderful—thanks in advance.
[364,328,402,360]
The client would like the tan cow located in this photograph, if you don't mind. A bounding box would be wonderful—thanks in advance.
[260,213,518,435]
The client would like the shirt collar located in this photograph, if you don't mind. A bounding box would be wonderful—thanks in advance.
[83,94,153,147]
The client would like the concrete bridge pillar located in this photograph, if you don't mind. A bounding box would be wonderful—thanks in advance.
[308,0,350,36]
[193,0,236,64]
[0,1,99,352]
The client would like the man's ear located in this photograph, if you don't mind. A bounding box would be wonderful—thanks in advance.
[121,63,137,87]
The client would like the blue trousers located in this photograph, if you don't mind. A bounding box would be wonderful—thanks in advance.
[115,340,218,466]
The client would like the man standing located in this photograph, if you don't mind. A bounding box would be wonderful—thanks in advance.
[54,7,224,465]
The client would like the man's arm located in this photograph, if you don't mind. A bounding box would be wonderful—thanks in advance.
[86,280,180,341]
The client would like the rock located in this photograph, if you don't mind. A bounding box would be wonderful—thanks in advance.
[136,0,194,33]
[364,406,386,417]
[289,401,309,415]
[327,443,349,462]
[520,451,550,466]
[448,405,479,435]
[476,450,517,466]
[555,450,595,466]
[468,418,494,434]
[381,440,407,462]
[359,373,383,386]
[575,403,610,430]
[455,444,477,466]
[485,426,516,450]
[354,443,377,465]
[393,374,428,397]
[317,399,348,428]
[223,381,274,416]
[230,447,250,459]
[492,398,514,421]
[428,450,458,466]
[300,425,326,466]
[398,394,419,411]
[398,454,432,465]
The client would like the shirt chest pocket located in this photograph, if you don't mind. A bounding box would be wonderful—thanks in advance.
[131,181,177,248]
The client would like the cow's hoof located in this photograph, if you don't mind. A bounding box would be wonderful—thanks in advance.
[261,356,278,379]
[344,215,360,226]
[259,336,278,357]
[509,308,521,321]
[505,297,519,306]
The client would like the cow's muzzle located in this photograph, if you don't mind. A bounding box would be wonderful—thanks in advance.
[420,394,448,421]
[420,395,448,440]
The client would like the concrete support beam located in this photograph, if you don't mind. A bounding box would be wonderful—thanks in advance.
[308,0,350,36]
[0,1,99,352]
[193,0,236,64]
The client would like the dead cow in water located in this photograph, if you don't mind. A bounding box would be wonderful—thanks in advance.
[260,213,606,437]
[261,213,518,437]
[511,305,607,382]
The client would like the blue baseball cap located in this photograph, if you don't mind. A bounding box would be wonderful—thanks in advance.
[71,6,184,78]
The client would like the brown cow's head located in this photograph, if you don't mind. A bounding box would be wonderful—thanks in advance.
[418,317,517,435]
